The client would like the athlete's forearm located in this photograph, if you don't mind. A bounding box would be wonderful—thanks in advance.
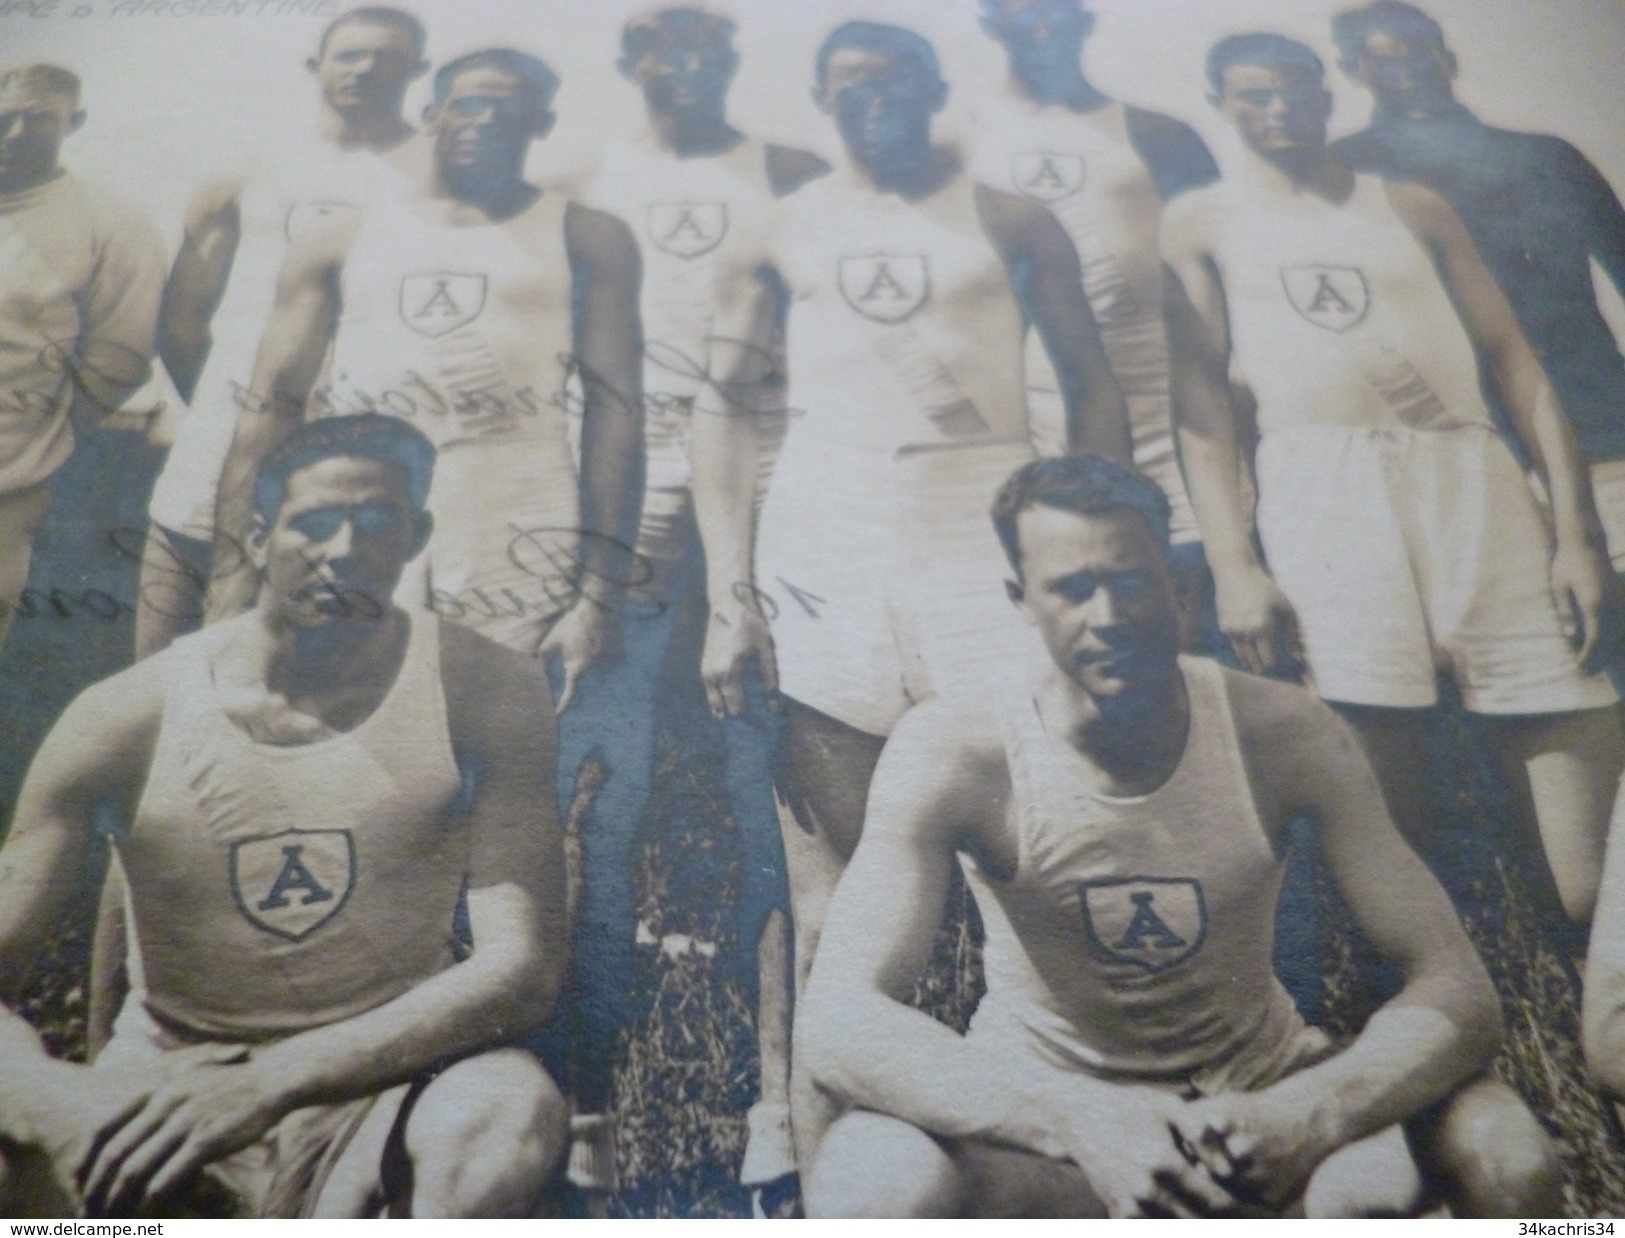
[1258,998,1496,1157]
[1507,369,1606,552]
[577,363,645,608]
[1174,402,1263,580]
[691,385,761,612]
[801,990,1085,1162]
[245,887,551,1113]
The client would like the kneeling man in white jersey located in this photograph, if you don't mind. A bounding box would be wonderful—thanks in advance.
[0,415,569,1218]
[1163,34,1625,925]
[800,455,1557,1217]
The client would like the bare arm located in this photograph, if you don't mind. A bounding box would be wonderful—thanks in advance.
[802,702,1242,1218]
[82,625,569,1211]
[1163,195,1302,676]
[977,184,1131,463]
[537,204,644,709]
[692,242,782,717]
[1176,679,1500,1206]
[1583,810,1625,1094]
[1389,180,1617,669]
[206,221,347,620]
[0,667,162,1152]
[158,181,242,403]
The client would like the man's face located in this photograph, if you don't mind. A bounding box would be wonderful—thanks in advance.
[256,455,426,630]
[1345,29,1455,118]
[430,66,549,180]
[1216,62,1332,161]
[981,0,1093,76]
[312,19,423,116]
[626,37,736,118]
[1012,505,1180,702]
[819,46,945,170]
[0,83,79,186]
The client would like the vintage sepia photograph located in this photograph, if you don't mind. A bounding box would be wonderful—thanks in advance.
[2,0,1625,1219]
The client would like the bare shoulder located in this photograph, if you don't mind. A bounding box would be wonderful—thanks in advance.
[1160,181,1224,252]
[764,143,832,198]
[437,617,553,749]
[1380,177,1458,234]
[565,198,639,263]
[39,645,174,785]
[1223,666,1368,813]
[973,179,1051,234]
[875,695,1009,833]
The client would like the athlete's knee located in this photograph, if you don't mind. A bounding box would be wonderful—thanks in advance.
[805,1111,960,1218]
[1413,1078,1561,1218]
[1304,1126,1421,1218]
[406,1049,568,1217]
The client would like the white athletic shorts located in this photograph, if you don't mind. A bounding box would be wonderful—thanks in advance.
[99,1001,414,1218]
[1591,459,1625,575]
[962,994,1418,1216]
[397,433,580,656]
[1255,423,1617,714]
[148,400,239,536]
[756,438,1040,737]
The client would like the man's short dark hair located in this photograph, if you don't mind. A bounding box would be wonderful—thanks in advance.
[992,455,1171,574]
[0,64,82,107]
[1206,32,1326,94]
[255,414,436,524]
[317,6,427,60]
[622,7,737,61]
[1331,1,1447,61]
[815,21,941,90]
[432,48,560,110]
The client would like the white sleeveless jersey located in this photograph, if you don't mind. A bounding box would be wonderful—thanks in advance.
[770,164,1030,461]
[970,96,1194,542]
[123,613,466,1040]
[583,133,780,404]
[323,191,577,455]
[149,140,419,534]
[964,657,1304,1086]
[1192,173,1492,436]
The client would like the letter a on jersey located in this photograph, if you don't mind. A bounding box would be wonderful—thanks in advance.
[1079,876,1207,972]
[1281,266,1369,333]
[230,828,356,941]
[400,273,488,338]
[839,254,931,324]
[1012,151,1086,203]
[647,202,728,259]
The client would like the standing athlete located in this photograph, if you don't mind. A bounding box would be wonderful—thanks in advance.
[1330,2,1625,600]
[138,6,429,657]
[0,63,164,653]
[798,454,1558,1218]
[1162,34,1625,925]
[970,0,1223,650]
[561,6,827,1197]
[695,20,1129,1165]
[0,415,569,1218]
[209,47,643,684]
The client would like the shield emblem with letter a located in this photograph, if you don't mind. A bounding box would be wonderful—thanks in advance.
[285,201,355,243]
[1281,265,1370,333]
[1079,876,1207,973]
[230,828,356,942]
[838,253,931,324]
[647,202,729,258]
[400,272,487,338]
[1012,151,1086,203]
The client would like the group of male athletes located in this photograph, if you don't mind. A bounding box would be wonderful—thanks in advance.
[4,0,1625,1218]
